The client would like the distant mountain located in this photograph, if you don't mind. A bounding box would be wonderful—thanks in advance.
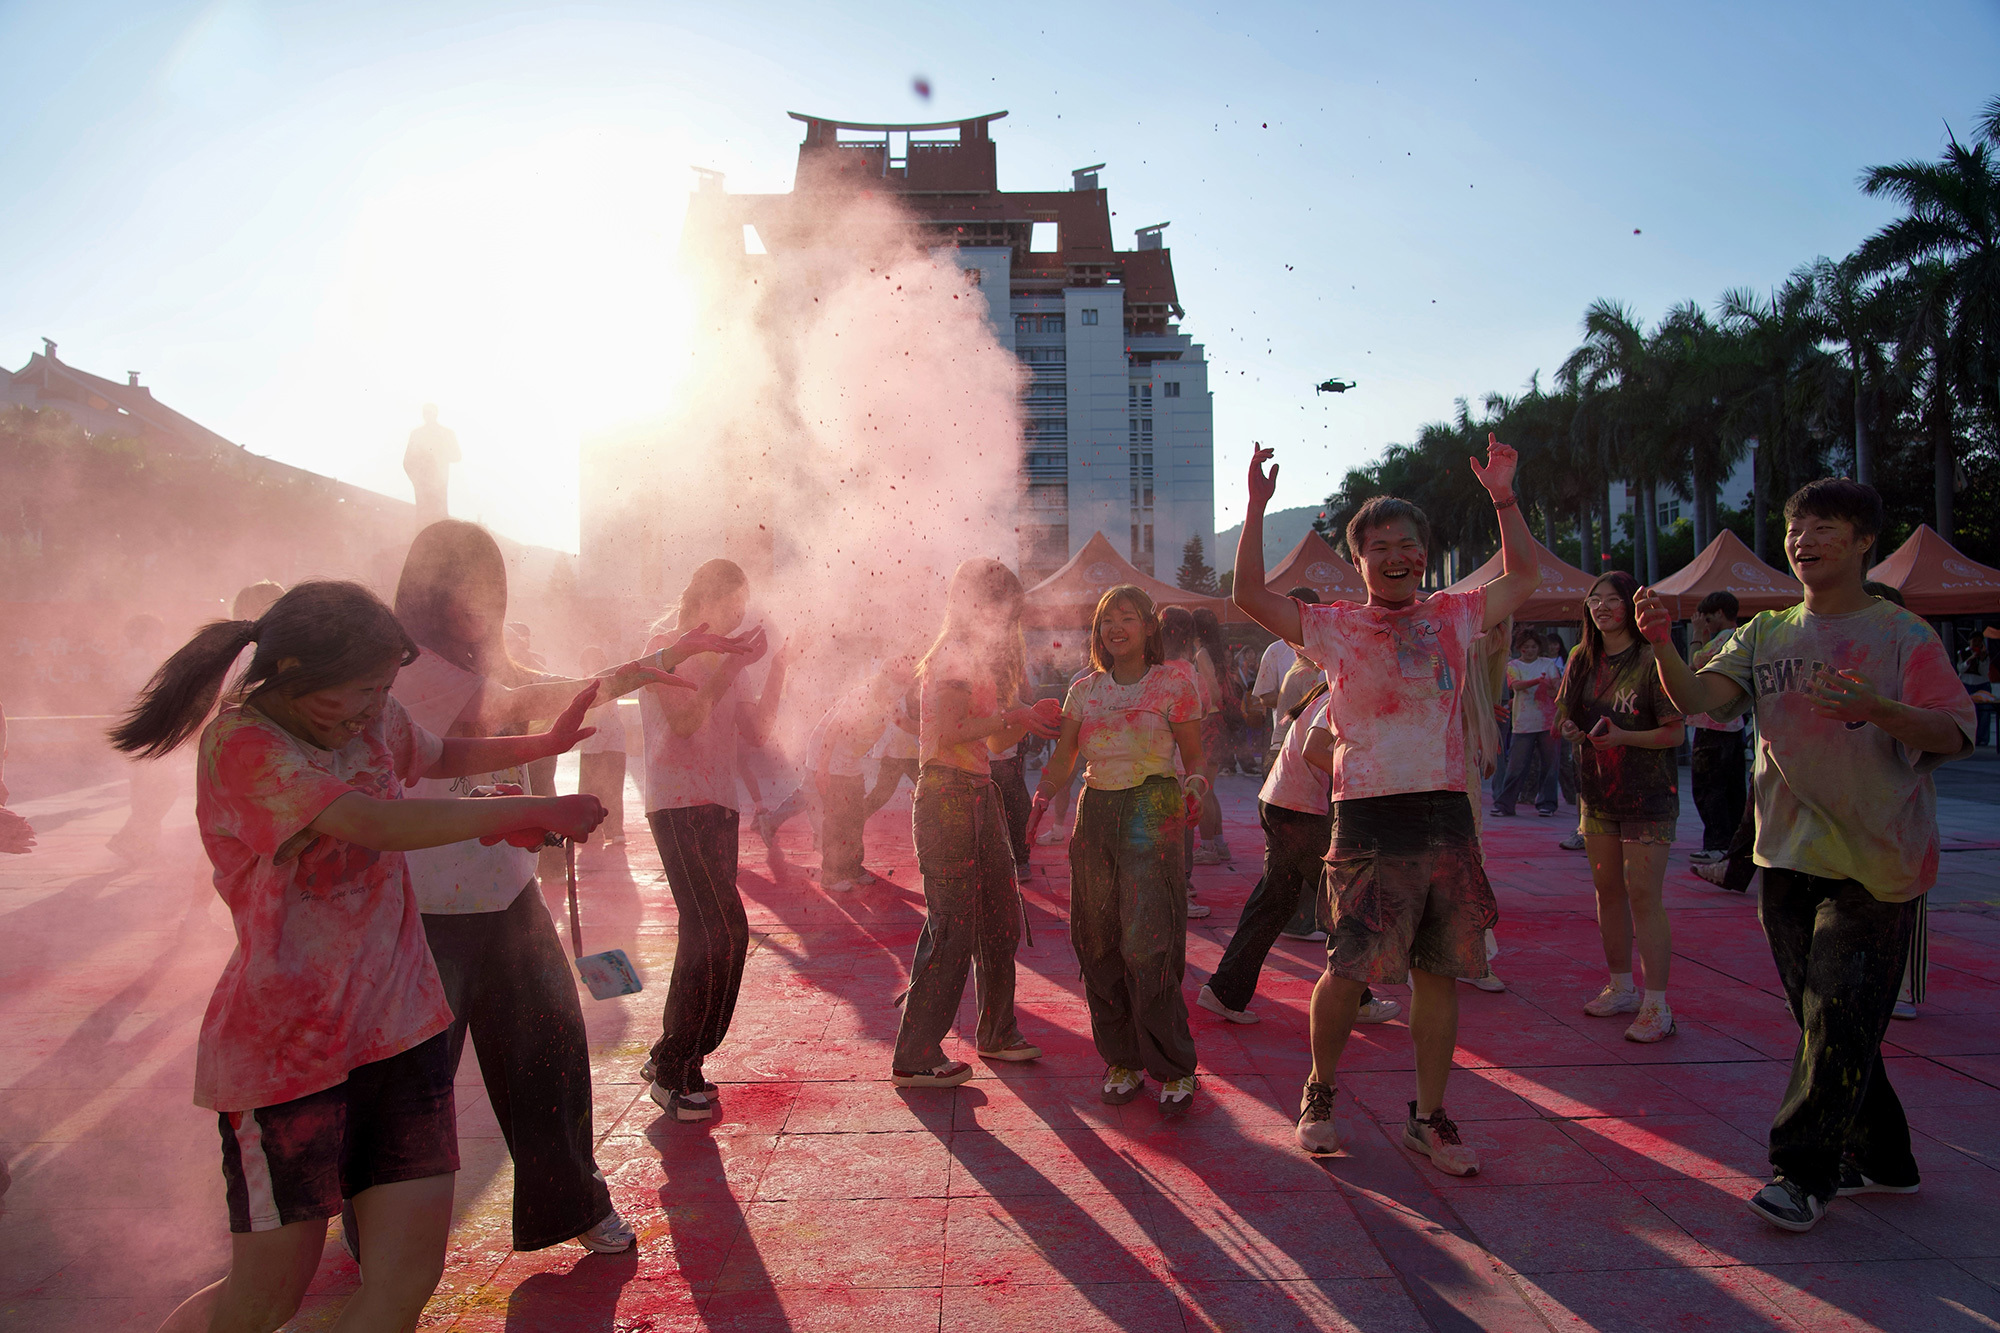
[1215,504,1329,575]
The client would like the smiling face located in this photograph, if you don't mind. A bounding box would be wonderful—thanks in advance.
[1585,578,1629,635]
[1097,599,1149,667]
[1355,517,1428,605]
[265,659,401,750]
[1515,636,1541,662]
[1785,513,1872,592]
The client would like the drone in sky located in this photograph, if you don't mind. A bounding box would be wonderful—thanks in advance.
[1315,377,1357,395]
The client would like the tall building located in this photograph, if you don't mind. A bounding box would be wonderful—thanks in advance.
[634,111,1214,587]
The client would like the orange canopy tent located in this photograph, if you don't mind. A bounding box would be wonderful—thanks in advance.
[1868,524,2000,615]
[1263,529,1368,602]
[1023,531,1233,627]
[1442,534,1597,623]
[1649,530,1801,619]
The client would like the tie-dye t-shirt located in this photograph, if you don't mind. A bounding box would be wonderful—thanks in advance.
[1700,599,1975,902]
[919,644,1002,777]
[1062,664,1202,790]
[639,638,743,812]
[193,698,451,1112]
[1556,642,1683,822]
[1298,590,1486,803]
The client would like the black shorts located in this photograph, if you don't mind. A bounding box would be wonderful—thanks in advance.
[1324,791,1498,984]
[218,1031,458,1233]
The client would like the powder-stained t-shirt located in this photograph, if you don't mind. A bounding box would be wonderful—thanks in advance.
[808,684,892,779]
[639,638,743,812]
[920,643,1002,776]
[1557,643,1683,822]
[390,650,539,915]
[193,698,451,1112]
[1063,664,1202,790]
[1261,695,1333,815]
[1701,599,1974,902]
[1505,657,1563,733]
[1299,590,1486,803]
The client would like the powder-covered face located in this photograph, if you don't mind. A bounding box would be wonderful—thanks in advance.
[269,661,400,750]
[1097,601,1148,666]
[1516,638,1541,662]
[1356,517,1427,604]
[688,587,749,636]
[1586,580,1629,635]
[1785,513,1871,591]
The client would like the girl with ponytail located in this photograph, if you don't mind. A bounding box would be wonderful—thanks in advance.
[120,580,614,1333]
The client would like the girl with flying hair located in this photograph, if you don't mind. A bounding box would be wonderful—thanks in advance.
[639,558,789,1121]
[1033,585,1206,1116]
[115,580,609,1333]
[892,558,1062,1087]
[389,520,745,1254]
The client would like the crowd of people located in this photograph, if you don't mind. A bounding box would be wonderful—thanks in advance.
[0,432,1965,1331]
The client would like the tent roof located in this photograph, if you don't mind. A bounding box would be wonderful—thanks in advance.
[1023,531,1231,626]
[1264,529,1367,601]
[1868,525,2000,615]
[1650,530,1801,618]
[1442,535,1598,622]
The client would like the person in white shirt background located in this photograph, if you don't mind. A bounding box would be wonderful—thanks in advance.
[1491,628,1564,817]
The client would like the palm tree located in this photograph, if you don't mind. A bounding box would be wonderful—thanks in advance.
[1719,275,1829,559]
[1805,254,1896,487]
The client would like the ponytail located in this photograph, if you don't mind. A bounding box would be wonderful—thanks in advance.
[109,580,418,758]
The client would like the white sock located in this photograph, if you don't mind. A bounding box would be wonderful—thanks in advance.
[1610,972,1634,992]
[1644,989,1668,1008]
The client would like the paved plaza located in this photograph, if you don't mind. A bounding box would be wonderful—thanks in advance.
[3,751,1998,1332]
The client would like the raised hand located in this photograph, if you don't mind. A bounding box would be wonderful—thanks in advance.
[1247,445,1279,511]
[1632,587,1673,645]
[1013,701,1063,739]
[1468,432,1518,499]
[1805,666,1880,725]
[660,623,762,669]
[542,683,601,753]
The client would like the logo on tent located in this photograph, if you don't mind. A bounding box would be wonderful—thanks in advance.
[1086,562,1120,584]
[1307,561,1339,583]
[1942,559,1994,584]
[1730,562,1773,586]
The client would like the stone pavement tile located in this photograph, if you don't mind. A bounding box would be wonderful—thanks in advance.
[1114,1121,1345,1199]
[1556,1013,1772,1066]
[1955,1255,2000,1291]
[1850,1154,2000,1259]
[1482,1063,1703,1119]
[1450,1020,1630,1069]
[1933,1053,2000,1085]
[783,1080,955,1135]
[1556,1112,1773,1181]
[1883,1017,2000,1060]
[602,1129,778,1211]
[946,1126,1166,1198]
[952,1075,1133,1132]
[1646,1056,1793,1116]
[1738,1259,2000,1332]
[942,1193,1164,1287]
[940,1280,1184,1332]
[1703,1012,1813,1061]
[451,1266,701,1332]
[1414,1116,1617,1189]
[1911,1102,2000,1171]
[0,1297,161,1332]
[754,1129,950,1201]
[1517,1265,1803,1332]
[695,1284,942,1333]
[1883,1056,2000,1106]
[1636,1175,1934,1266]
[1339,1067,1543,1122]
[1147,1187,1394,1282]
[714,1197,947,1292]
[1173,1276,1430,1332]
[1442,1181,1718,1273]
[1929,936,2000,986]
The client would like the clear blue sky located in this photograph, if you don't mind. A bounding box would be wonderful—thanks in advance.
[4,0,1996,552]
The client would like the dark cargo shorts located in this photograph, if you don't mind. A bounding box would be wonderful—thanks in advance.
[1323,791,1498,985]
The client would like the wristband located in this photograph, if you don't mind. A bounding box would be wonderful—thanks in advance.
[1491,493,1517,511]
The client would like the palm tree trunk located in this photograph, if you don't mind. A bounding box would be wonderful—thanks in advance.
[1600,485,1614,574]
[1642,481,1661,583]
[1853,354,1871,487]
[1577,503,1594,574]
[1750,438,1768,561]
[1543,502,1557,552]
[1934,411,1954,542]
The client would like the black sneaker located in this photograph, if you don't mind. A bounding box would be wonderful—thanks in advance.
[1836,1158,1919,1196]
[1746,1176,1826,1232]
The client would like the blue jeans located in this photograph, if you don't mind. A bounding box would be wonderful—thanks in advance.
[1494,729,1558,814]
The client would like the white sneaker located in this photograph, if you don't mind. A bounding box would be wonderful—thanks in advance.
[1101,1065,1145,1105]
[1196,984,1258,1025]
[1186,895,1211,919]
[1463,973,1507,993]
[1583,984,1641,1017]
[1035,826,1066,846]
[1158,1075,1197,1117]
[1295,1080,1340,1154]
[824,879,858,893]
[1192,842,1227,866]
[1355,997,1402,1024]
[578,1209,636,1253]
[1891,1000,1918,1020]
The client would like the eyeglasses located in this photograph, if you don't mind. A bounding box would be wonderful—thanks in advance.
[1583,595,1623,606]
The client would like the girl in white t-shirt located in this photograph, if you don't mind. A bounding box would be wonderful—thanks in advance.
[639,559,789,1122]
[390,521,739,1254]
[1034,586,1206,1116]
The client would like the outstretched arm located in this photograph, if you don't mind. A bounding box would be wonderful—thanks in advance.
[309,790,606,852]
[424,684,602,779]
[1633,588,1749,719]
[1472,434,1540,631]
[1231,446,1305,643]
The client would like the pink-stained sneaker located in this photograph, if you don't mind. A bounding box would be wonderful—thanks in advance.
[1583,984,1641,1017]
[1625,1000,1677,1043]
[1403,1103,1479,1176]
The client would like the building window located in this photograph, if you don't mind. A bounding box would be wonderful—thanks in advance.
[1163,381,1180,398]
[1657,498,1682,526]
[1080,308,1099,326]
[1015,314,1065,335]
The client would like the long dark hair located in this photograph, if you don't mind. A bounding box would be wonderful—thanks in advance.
[109,581,417,758]
[1159,605,1197,661]
[1191,607,1229,679]
[394,520,516,678]
[1087,585,1166,673]
[918,558,1027,703]
[1556,570,1642,723]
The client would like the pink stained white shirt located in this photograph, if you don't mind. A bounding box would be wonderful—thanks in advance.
[1260,695,1333,815]
[1062,663,1203,790]
[1298,589,1487,803]
[192,697,451,1112]
[639,642,744,812]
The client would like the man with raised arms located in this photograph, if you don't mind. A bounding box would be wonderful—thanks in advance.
[1232,436,1539,1175]
[1633,479,1973,1232]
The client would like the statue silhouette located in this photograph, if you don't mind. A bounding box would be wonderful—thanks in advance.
[405,403,461,525]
